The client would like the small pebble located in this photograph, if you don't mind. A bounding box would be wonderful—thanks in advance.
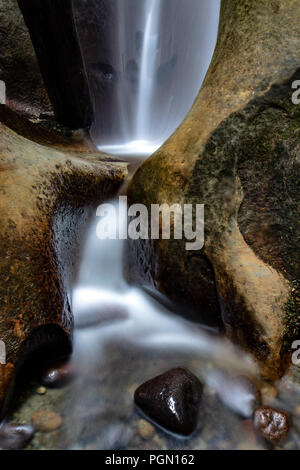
[261,383,278,402]
[253,406,290,444]
[36,386,47,395]
[0,423,34,450]
[31,410,63,433]
[137,419,155,440]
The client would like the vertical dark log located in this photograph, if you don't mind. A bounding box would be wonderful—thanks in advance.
[17,0,94,129]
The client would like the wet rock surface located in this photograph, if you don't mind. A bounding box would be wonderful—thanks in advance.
[134,368,203,436]
[0,105,127,415]
[253,406,290,444]
[0,423,34,450]
[128,0,300,377]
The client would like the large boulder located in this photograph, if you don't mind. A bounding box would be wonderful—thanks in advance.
[0,105,126,415]
[128,0,300,378]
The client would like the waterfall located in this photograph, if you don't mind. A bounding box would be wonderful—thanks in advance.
[75,0,221,157]
[135,0,161,142]
[66,1,267,450]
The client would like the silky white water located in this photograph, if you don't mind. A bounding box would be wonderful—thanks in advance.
[135,0,161,141]
[71,188,259,440]
[75,0,221,156]
[70,0,261,447]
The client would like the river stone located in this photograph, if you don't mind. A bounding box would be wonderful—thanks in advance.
[134,368,203,436]
[0,423,34,450]
[0,105,127,416]
[41,358,75,389]
[253,406,291,444]
[31,410,63,433]
[128,0,300,378]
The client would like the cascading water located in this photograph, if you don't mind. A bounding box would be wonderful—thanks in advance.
[75,0,221,156]
[46,0,300,451]
[67,0,263,449]
[8,0,299,451]
[67,0,258,449]
[135,0,161,143]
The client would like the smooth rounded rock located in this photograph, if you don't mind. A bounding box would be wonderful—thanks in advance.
[134,368,203,436]
[41,359,75,389]
[253,406,290,444]
[32,410,63,433]
[137,419,155,440]
[0,423,34,450]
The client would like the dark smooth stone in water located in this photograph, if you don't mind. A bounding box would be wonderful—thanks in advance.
[134,368,203,436]
[41,358,75,388]
[253,406,291,444]
[0,423,34,450]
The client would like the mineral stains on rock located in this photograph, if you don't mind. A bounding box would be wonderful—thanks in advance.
[253,406,291,444]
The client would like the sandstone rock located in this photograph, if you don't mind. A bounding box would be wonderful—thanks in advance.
[253,406,291,444]
[0,422,34,450]
[32,410,62,433]
[134,368,203,436]
[128,0,300,377]
[0,105,126,416]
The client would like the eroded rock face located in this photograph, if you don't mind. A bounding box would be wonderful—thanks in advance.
[128,0,300,377]
[134,368,203,436]
[0,105,127,415]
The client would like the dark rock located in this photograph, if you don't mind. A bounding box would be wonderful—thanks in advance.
[41,359,76,389]
[134,368,203,436]
[253,406,291,444]
[17,0,94,129]
[0,0,51,118]
[0,423,34,450]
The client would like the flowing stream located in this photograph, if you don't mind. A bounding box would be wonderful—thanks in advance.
[8,0,299,451]
[64,0,299,450]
